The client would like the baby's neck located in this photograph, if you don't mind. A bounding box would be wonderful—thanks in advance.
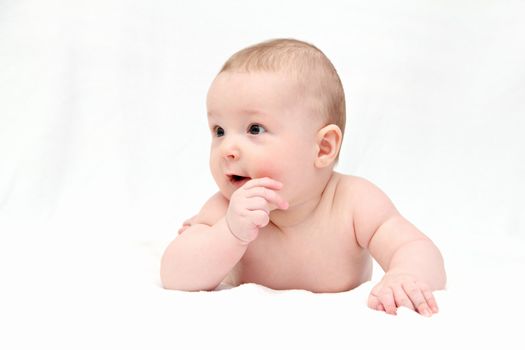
[269,194,322,231]
[269,171,335,232]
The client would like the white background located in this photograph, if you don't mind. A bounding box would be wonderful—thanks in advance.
[1,1,524,240]
[1,1,524,348]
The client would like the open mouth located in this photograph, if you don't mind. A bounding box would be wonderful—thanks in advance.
[228,174,251,185]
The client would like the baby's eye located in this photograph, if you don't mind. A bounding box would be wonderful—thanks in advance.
[248,124,266,135]
[214,126,225,137]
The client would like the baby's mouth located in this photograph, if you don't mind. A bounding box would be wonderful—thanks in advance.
[228,174,251,185]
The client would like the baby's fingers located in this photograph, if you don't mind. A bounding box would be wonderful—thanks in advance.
[374,288,397,315]
[368,293,387,313]
[243,177,283,191]
[403,281,433,317]
[178,225,190,235]
[178,215,197,234]
[244,197,270,214]
[419,282,439,314]
[367,293,381,311]
[392,285,415,312]
[245,186,288,210]
[250,209,270,228]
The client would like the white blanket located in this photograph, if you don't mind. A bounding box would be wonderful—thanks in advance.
[1,222,523,349]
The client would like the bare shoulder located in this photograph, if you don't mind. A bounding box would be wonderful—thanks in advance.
[335,174,399,247]
[333,173,371,193]
[185,192,229,227]
[334,173,389,203]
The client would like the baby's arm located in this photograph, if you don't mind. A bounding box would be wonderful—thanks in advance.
[161,203,247,291]
[161,178,288,291]
[353,178,446,316]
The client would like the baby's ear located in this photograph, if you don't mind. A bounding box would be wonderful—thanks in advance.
[314,124,342,168]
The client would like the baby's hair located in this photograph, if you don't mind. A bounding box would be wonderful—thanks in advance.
[219,38,346,141]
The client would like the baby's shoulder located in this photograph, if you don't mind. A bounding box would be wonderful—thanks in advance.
[333,173,394,211]
[333,172,378,199]
[335,172,398,230]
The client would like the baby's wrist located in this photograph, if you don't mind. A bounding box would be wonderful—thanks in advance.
[225,217,252,245]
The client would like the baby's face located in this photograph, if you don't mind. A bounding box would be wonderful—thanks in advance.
[207,71,322,203]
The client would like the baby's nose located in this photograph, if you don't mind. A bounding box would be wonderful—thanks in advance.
[221,138,240,160]
[224,149,239,160]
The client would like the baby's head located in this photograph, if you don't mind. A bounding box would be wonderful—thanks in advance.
[207,38,346,204]
[218,38,345,141]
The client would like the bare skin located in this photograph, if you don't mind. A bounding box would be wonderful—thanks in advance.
[189,173,372,293]
[161,70,446,317]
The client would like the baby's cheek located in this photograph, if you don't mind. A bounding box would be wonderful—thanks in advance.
[253,162,282,183]
[253,163,291,197]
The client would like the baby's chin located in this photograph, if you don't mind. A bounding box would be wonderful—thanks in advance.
[217,185,234,201]
[217,177,248,194]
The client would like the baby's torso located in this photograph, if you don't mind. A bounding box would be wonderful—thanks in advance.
[225,173,372,293]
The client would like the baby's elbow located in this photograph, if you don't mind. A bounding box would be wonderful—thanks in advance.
[160,268,217,292]
[438,262,447,290]
[161,282,186,291]
[160,272,191,291]
[439,273,447,290]
[160,244,190,291]
[160,267,178,291]
[432,253,447,291]
[161,279,216,292]
[161,281,176,290]
[160,258,186,291]
[432,273,447,292]
[159,263,190,291]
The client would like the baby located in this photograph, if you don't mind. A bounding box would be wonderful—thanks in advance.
[161,38,446,317]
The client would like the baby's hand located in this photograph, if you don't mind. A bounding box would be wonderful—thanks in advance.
[178,215,197,235]
[226,177,289,244]
[368,272,439,317]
